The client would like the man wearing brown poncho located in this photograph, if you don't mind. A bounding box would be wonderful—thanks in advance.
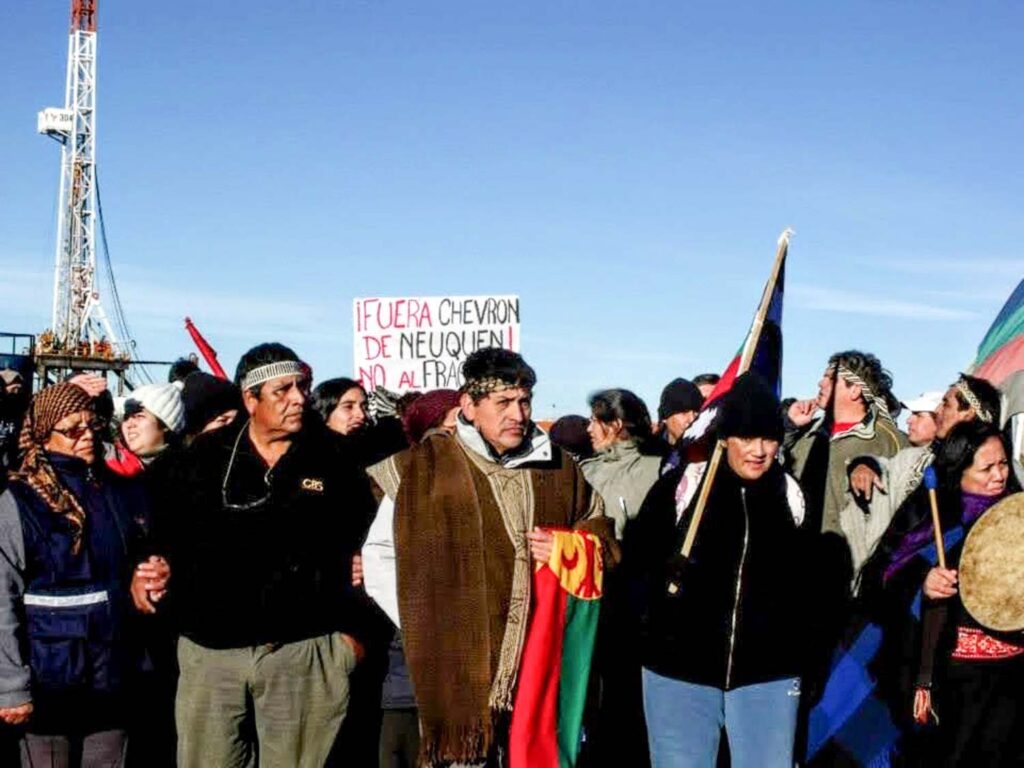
[369,348,613,767]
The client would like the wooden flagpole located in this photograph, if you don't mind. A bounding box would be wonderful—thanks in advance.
[675,229,792,566]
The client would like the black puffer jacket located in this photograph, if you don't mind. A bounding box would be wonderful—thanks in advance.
[627,460,809,690]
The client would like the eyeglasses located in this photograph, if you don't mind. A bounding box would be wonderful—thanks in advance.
[51,421,101,441]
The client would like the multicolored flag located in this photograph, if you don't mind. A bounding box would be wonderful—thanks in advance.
[677,230,788,450]
[970,279,1024,385]
[509,530,604,768]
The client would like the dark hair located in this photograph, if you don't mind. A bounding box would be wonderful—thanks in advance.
[951,373,1002,424]
[310,377,366,423]
[461,348,537,403]
[932,420,1013,502]
[168,357,200,384]
[827,350,901,419]
[588,388,652,441]
[930,420,1017,529]
[692,373,721,388]
[234,343,301,397]
[549,415,595,460]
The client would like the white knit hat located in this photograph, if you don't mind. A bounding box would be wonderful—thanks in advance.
[126,383,186,434]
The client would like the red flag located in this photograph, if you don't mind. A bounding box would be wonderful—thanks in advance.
[184,317,228,380]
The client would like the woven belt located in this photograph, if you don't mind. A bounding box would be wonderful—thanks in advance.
[951,626,1024,661]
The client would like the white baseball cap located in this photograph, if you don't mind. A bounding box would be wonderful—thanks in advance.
[901,391,943,414]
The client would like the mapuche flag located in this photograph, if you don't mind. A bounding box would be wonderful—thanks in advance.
[679,230,789,450]
[508,530,604,768]
[971,278,1024,385]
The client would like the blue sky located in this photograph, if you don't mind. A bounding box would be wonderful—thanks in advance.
[3,2,1023,417]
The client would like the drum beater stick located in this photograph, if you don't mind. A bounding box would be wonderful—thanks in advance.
[923,467,947,570]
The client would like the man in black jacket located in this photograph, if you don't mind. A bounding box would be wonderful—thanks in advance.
[629,373,808,768]
[151,343,377,768]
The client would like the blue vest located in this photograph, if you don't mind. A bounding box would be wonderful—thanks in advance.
[11,455,142,697]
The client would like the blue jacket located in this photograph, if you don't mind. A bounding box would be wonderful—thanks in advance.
[0,454,148,727]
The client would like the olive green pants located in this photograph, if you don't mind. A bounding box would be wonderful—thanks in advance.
[176,633,356,768]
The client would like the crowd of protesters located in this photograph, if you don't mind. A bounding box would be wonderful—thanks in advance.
[0,342,1021,768]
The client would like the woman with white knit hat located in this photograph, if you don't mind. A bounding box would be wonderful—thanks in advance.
[106,383,185,478]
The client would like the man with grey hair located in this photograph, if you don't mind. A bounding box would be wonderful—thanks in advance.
[152,342,377,768]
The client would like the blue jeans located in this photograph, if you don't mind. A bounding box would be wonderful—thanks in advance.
[642,668,800,768]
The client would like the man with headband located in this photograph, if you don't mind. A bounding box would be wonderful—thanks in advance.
[151,342,378,768]
[367,347,614,766]
[842,372,1002,575]
[785,350,908,539]
[782,351,909,732]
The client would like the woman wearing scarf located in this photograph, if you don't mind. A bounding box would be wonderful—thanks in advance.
[856,420,1022,766]
[0,383,158,767]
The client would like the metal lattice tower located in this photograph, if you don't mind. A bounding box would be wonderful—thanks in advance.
[37,0,121,357]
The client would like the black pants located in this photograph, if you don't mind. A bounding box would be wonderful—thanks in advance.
[379,709,419,768]
[923,655,1024,767]
[581,570,650,768]
[329,643,388,767]
[20,729,127,768]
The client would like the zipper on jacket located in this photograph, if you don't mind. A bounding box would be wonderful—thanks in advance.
[725,487,750,689]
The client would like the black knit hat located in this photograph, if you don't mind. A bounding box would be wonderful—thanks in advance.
[182,371,243,434]
[658,378,703,421]
[716,372,784,441]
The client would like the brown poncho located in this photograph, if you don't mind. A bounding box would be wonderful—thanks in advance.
[388,431,608,766]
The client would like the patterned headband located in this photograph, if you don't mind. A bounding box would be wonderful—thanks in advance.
[240,360,306,391]
[955,378,993,423]
[463,376,532,400]
[836,364,893,422]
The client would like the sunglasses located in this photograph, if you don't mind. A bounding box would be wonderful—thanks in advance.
[51,420,101,441]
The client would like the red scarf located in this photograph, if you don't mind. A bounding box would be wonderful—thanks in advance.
[106,443,145,477]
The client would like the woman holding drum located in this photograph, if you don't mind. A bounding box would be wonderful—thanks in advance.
[865,421,1023,766]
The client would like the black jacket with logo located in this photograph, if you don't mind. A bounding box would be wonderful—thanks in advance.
[626,460,809,690]
[151,420,377,649]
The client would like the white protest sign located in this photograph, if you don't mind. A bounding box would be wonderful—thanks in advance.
[353,295,521,391]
